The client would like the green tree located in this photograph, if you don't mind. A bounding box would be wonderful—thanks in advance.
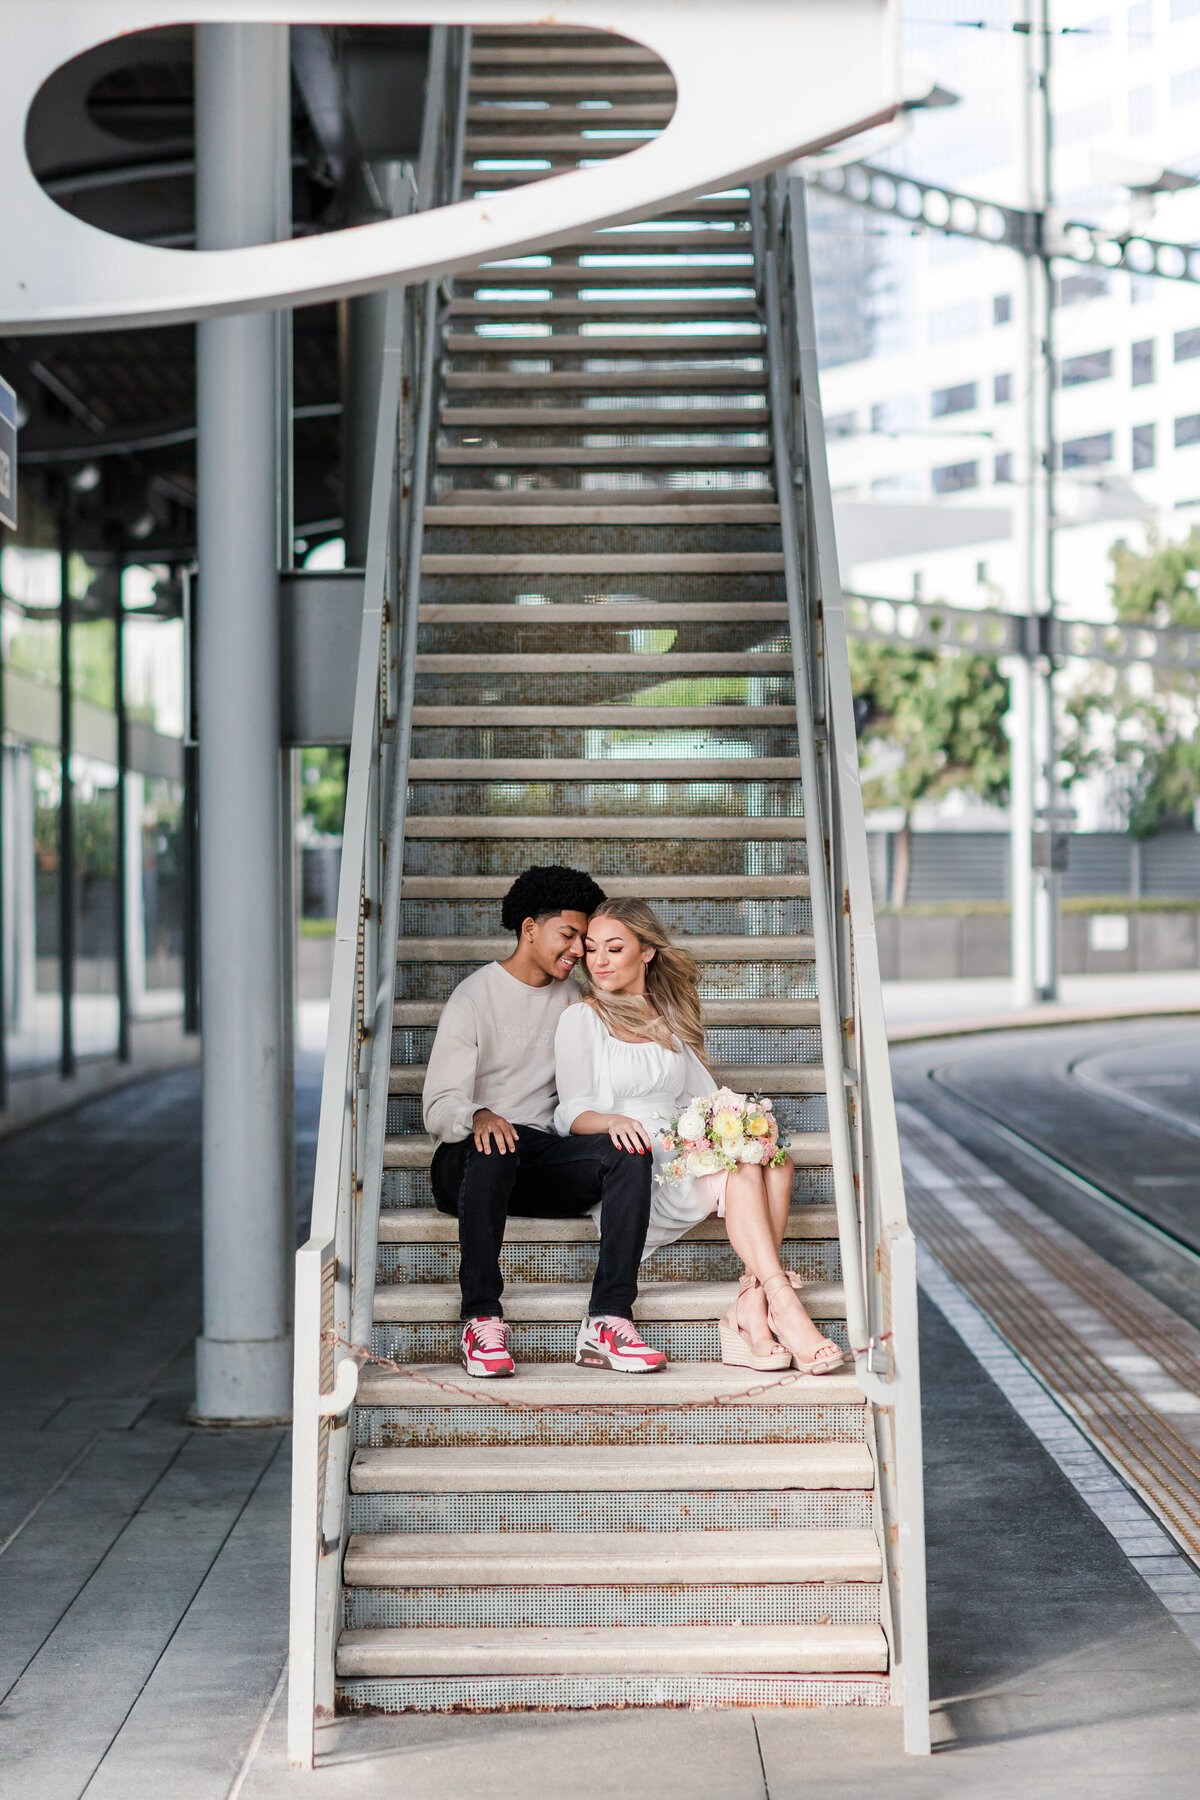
[1062,531,1200,838]
[300,747,348,837]
[849,640,1010,905]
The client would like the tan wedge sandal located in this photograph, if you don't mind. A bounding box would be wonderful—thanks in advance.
[718,1274,791,1371]
[762,1272,845,1376]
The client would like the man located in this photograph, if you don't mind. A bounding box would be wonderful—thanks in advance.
[423,864,664,1377]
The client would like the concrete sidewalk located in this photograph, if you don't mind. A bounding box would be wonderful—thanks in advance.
[883,969,1200,1041]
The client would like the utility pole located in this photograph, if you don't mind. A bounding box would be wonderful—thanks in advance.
[1011,0,1060,1006]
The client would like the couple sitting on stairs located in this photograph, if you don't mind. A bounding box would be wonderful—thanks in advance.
[422,864,844,1382]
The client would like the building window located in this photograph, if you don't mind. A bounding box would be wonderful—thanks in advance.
[994,294,1012,325]
[1061,432,1115,467]
[1131,273,1156,304]
[1176,413,1200,447]
[994,372,1013,404]
[932,460,980,493]
[1053,271,1110,306]
[1129,0,1153,42]
[1053,99,1114,144]
[1129,84,1155,131]
[1172,66,1200,106]
[1132,338,1156,384]
[871,396,918,435]
[994,451,1014,483]
[1133,423,1157,468]
[1057,349,1114,386]
[975,561,988,583]
[931,381,977,417]
[1174,0,1200,16]
[826,410,857,439]
[1176,327,1200,362]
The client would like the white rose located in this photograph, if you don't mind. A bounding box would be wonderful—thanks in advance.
[676,1109,705,1142]
[688,1150,721,1177]
[737,1140,766,1165]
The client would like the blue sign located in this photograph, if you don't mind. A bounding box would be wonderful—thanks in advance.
[0,375,16,531]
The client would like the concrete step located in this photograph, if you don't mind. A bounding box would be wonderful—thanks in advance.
[373,1280,846,1324]
[401,816,805,840]
[407,756,801,779]
[350,1439,866,1496]
[384,1131,830,1171]
[415,654,791,677]
[391,935,815,962]
[392,999,820,1026]
[424,503,777,526]
[355,1360,862,1412]
[388,1060,824,1095]
[343,1527,880,1588]
[468,265,752,287]
[337,1623,887,1678]
[443,331,763,355]
[376,1205,839,1244]
[409,706,796,726]
[469,74,677,93]
[440,406,766,428]
[471,44,662,64]
[447,298,757,321]
[441,370,765,392]
[396,875,808,901]
[420,555,782,575]
[467,103,674,122]
[435,444,771,466]
[463,134,664,155]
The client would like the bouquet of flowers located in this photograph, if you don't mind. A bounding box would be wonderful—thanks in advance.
[654,1087,787,1185]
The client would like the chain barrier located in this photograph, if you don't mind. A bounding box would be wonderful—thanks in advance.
[322,1330,859,1414]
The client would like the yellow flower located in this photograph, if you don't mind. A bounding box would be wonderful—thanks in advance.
[713,1110,743,1140]
[746,1114,771,1138]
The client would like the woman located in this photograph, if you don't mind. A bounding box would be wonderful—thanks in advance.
[553,898,843,1376]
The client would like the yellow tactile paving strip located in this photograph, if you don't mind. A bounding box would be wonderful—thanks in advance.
[897,1103,1200,1564]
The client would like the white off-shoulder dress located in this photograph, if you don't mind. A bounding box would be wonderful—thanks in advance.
[553,1002,727,1256]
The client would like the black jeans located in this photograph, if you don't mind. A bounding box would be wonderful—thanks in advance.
[430,1126,653,1321]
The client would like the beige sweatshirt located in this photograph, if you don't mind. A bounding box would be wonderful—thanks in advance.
[422,961,578,1145]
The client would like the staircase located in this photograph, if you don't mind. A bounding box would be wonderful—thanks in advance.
[333,23,894,1715]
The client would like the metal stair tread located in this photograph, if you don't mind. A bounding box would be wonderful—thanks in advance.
[343,1527,881,1587]
[443,332,763,353]
[355,1361,862,1411]
[440,371,768,390]
[391,936,815,960]
[389,1061,825,1095]
[392,999,820,1025]
[423,503,779,524]
[420,554,783,574]
[414,656,793,676]
[408,757,802,779]
[402,816,806,839]
[384,1136,831,1170]
[336,1623,887,1677]
[396,875,809,901]
[436,446,771,465]
[409,707,798,726]
[376,1205,838,1244]
[350,1439,868,1494]
[439,406,766,426]
[373,1280,846,1324]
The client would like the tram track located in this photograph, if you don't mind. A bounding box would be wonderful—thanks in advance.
[892,1020,1200,1569]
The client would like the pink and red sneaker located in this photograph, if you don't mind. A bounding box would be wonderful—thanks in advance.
[575,1315,667,1374]
[460,1317,515,1378]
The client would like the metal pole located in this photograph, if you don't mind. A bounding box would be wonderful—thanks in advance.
[58,500,75,1077]
[0,522,7,1114]
[193,21,293,1424]
[1033,0,1060,1000]
[114,555,130,1063]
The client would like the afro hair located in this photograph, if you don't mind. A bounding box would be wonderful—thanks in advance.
[500,864,606,936]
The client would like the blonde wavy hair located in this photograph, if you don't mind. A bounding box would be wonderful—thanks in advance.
[579,898,705,1056]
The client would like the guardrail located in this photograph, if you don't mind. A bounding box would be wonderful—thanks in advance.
[286,27,466,1772]
[758,170,931,1756]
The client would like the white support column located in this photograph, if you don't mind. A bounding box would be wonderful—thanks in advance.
[193,22,293,1423]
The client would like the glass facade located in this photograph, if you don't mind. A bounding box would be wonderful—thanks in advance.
[0,510,193,1087]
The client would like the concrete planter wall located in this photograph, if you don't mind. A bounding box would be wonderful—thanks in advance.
[875,910,1200,980]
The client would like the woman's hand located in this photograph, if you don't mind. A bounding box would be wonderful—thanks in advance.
[605,1113,654,1154]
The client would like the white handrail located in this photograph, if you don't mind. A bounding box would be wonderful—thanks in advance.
[759,170,930,1756]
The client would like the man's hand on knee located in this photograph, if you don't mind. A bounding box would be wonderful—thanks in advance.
[473,1108,518,1155]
